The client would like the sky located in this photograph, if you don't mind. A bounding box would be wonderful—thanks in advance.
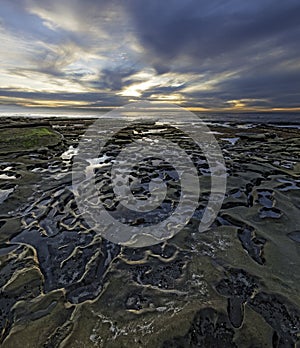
[1,0,300,113]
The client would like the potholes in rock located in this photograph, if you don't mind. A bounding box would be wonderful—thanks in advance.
[119,254,187,291]
[215,213,267,265]
[162,308,237,348]
[248,292,300,347]
[253,188,283,220]
[255,189,275,208]
[125,292,151,311]
[259,207,283,219]
[215,268,300,346]
[237,226,266,265]
[215,268,259,328]
[276,177,300,191]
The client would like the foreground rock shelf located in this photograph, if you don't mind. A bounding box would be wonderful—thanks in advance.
[0,117,299,347]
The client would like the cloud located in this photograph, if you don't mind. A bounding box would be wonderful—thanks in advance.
[127,0,300,62]
[0,0,300,111]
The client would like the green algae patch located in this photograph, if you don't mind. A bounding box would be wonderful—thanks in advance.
[0,127,62,154]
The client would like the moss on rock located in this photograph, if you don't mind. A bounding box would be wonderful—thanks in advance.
[0,127,62,154]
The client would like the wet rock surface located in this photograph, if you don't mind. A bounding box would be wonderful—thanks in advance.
[0,117,299,347]
[162,308,237,348]
[215,268,259,328]
[248,292,300,347]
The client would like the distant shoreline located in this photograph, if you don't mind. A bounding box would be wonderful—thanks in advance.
[1,113,300,128]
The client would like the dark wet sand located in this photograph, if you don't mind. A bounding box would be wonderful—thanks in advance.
[0,117,299,347]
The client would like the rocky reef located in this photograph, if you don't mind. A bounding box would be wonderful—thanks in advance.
[0,117,299,347]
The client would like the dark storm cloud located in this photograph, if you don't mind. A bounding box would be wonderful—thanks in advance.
[0,87,128,108]
[121,0,300,108]
[88,67,139,91]
[127,0,300,62]
[0,88,98,101]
